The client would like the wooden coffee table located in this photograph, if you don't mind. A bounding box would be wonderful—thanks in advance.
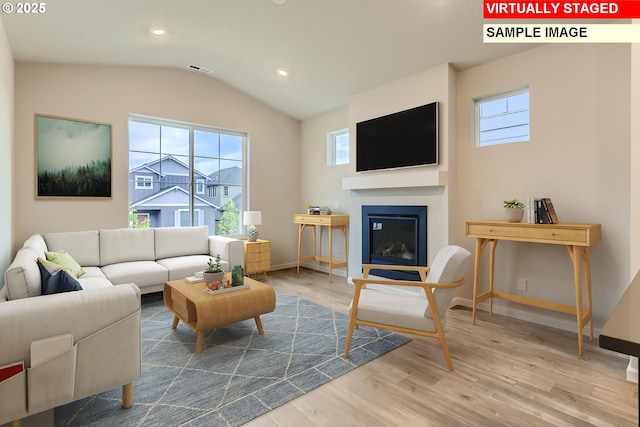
[163,276,276,354]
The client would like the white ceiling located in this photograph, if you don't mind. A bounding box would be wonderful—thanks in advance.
[1,0,536,120]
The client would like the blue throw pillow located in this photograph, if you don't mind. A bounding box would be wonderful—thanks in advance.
[37,259,83,295]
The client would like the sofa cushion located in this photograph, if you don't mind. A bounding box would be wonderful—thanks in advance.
[44,230,100,267]
[23,233,48,255]
[156,255,216,281]
[155,226,209,260]
[37,259,83,295]
[45,250,85,277]
[77,277,114,290]
[101,261,168,288]
[100,228,155,266]
[4,247,42,300]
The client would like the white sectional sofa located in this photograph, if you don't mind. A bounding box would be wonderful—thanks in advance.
[0,226,244,426]
[2,225,244,300]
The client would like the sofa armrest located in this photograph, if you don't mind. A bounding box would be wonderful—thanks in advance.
[0,284,141,424]
[208,236,244,270]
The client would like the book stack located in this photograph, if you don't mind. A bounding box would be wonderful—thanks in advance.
[526,197,559,224]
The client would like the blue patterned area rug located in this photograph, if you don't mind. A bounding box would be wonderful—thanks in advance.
[55,289,411,426]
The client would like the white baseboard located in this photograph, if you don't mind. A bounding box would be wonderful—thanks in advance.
[450,297,600,336]
[627,357,638,383]
[270,262,348,278]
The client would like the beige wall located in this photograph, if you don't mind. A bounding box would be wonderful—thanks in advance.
[13,63,301,268]
[298,108,351,268]
[456,43,631,330]
[0,18,13,277]
[301,45,632,333]
[631,38,640,277]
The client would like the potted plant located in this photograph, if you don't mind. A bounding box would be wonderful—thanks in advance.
[503,199,525,222]
[203,254,224,283]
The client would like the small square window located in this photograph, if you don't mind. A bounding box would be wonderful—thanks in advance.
[476,88,530,147]
[327,129,349,166]
[135,175,153,189]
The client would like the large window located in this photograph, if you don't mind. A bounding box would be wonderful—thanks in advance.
[128,115,246,236]
[476,88,530,147]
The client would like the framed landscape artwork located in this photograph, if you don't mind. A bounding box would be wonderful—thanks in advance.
[35,114,112,198]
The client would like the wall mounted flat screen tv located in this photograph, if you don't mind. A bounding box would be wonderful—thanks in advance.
[356,101,438,172]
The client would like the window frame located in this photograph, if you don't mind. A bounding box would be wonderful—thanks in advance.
[327,128,349,166]
[474,87,530,148]
[128,114,248,236]
[134,175,153,190]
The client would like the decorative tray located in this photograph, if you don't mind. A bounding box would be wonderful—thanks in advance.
[205,284,249,295]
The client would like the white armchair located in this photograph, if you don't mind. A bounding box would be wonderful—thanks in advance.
[345,245,471,371]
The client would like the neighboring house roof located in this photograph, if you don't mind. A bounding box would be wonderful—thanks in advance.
[129,163,165,178]
[209,166,242,185]
[132,185,219,209]
[129,155,210,180]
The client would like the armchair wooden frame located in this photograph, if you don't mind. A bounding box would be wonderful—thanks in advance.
[345,264,465,371]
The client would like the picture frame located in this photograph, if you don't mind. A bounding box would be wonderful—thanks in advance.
[35,114,112,198]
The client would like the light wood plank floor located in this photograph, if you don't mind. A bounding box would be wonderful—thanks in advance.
[244,268,638,427]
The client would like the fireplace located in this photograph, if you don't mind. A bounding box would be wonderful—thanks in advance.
[362,205,427,281]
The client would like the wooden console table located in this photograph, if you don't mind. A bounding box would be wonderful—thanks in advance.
[294,214,348,282]
[466,220,601,355]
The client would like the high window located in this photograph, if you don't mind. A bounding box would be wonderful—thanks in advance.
[128,115,246,235]
[327,128,349,166]
[476,88,530,147]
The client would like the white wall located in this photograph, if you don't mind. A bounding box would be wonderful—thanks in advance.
[456,43,631,331]
[0,18,13,278]
[13,63,301,268]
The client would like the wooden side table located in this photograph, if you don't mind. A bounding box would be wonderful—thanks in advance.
[294,214,348,283]
[244,239,271,280]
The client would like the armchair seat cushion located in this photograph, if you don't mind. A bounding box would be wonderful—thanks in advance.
[353,288,436,333]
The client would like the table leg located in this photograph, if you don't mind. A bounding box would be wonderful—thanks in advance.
[312,225,317,271]
[329,225,334,282]
[297,224,303,273]
[342,225,348,278]
[172,315,179,330]
[569,245,584,356]
[255,316,264,335]
[196,331,205,354]
[472,238,484,325]
[489,240,498,316]
[583,247,594,340]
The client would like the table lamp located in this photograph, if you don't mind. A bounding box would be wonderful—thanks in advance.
[243,211,262,242]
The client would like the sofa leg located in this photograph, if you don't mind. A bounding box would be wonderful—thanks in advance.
[10,419,21,427]
[122,383,134,408]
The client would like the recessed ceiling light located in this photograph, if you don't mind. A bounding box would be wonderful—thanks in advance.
[273,0,286,4]
[151,28,166,37]
[277,68,288,77]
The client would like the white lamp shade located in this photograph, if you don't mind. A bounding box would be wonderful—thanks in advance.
[243,211,262,226]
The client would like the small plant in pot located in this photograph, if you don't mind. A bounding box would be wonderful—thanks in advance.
[503,199,525,222]
[203,254,224,283]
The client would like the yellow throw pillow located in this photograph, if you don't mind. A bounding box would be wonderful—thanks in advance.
[45,250,85,278]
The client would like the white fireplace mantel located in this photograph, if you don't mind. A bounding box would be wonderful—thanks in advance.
[342,169,447,191]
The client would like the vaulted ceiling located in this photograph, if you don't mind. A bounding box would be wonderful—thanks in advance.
[1,0,535,120]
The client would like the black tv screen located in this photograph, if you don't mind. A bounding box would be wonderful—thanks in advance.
[356,102,438,172]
